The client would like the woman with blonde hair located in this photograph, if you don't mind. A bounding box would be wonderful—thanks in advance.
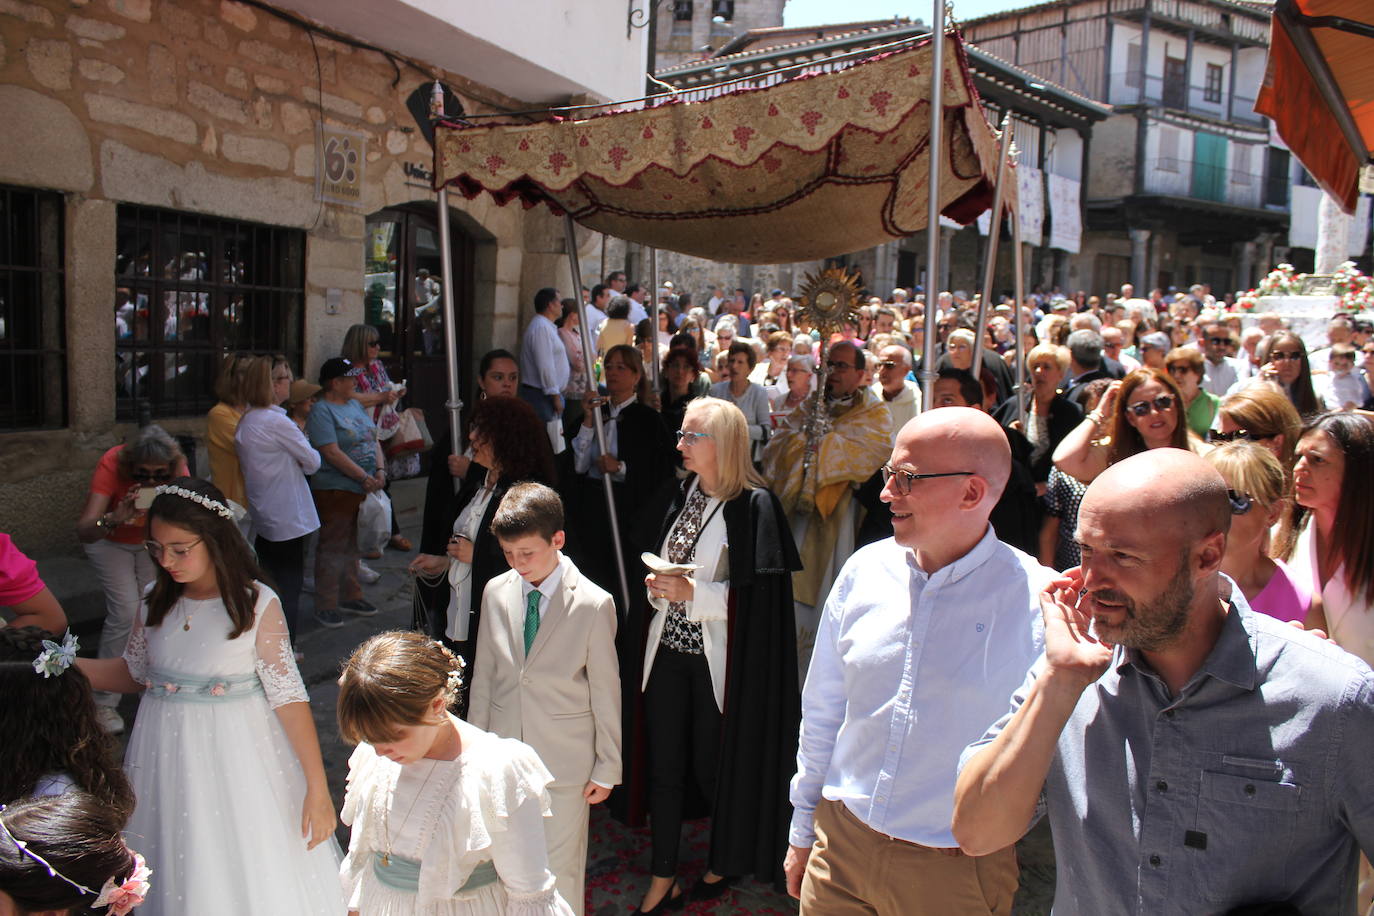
[630,398,800,913]
[1204,441,1310,623]
[206,351,254,522]
[1212,387,1302,473]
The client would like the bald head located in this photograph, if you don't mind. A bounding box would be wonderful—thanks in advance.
[895,407,1011,504]
[1087,448,1231,542]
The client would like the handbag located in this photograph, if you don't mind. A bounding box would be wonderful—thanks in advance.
[384,408,428,459]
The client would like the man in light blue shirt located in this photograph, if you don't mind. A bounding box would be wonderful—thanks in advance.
[953,448,1374,914]
[785,407,1054,915]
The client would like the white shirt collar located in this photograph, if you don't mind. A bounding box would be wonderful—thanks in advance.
[520,551,569,604]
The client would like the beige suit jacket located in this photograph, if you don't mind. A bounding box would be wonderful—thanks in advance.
[468,561,622,789]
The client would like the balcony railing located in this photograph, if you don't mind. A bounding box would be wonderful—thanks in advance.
[1108,72,1264,128]
[1142,158,1274,209]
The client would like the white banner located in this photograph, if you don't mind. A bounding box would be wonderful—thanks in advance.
[1017,164,1044,247]
[1047,174,1081,254]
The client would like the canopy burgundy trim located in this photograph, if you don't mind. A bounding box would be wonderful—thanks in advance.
[1256,0,1374,214]
[432,34,1009,264]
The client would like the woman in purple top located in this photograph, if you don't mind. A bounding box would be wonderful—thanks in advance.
[1206,441,1312,625]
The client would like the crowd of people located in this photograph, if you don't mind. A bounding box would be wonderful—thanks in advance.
[2,270,1374,916]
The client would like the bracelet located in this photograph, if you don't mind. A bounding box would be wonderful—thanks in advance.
[1087,411,1104,428]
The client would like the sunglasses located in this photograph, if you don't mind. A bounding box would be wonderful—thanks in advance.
[1228,490,1253,516]
[1207,428,1258,443]
[1270,350,1303,362]
[131,469,173,483]
[880,464,974,495]
[1206,337,1230,346]
[1126,394,1176,417]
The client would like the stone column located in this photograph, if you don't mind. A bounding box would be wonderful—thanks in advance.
[1236,240,1256,293]
[1129,228,1151,292]
[939,226,956,292]
[1316,190,1351,274]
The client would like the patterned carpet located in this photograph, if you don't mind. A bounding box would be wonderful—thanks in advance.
[585,806,798,916]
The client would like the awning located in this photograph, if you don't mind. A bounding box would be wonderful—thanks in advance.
[1255,0,1374,213]
[433,34,1009,264]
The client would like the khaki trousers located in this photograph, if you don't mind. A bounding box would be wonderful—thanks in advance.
[800,799,1018,916]
[545,784,589,916]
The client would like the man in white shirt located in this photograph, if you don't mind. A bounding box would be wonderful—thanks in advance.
[518,287,570,423]
[869,344,921,445]
[1200,323,1243,396]
[1101,326,1140,374]
[784,408,1053,915]
[625,282,650,326]
[586,284,612,336]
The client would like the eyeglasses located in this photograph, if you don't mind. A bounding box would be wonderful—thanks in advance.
[1228,489,1253,516]
[1270,350,1303,362]
[131,469,173,483]
[1207,337,1230,346]
[826,361,857,371]
[367,341,381,348]
[875,359,898,369]
[1207,428,1258,443]
[1126,394,1177,417]
[1167,366,1194,377]
[144,538,202,561]
[675,430,713,445]
[880,464,974,495]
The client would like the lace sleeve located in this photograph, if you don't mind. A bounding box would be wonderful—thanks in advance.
[123,602,150,684]
[253,595,308,708]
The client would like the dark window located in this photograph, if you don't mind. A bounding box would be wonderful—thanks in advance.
[0,186,66,430]
[673,0,693,21]
[1204,64,1223,104]
[1163,57,1187,108]
[114,206,304,420]
[711,0,734,21]
[1265,147,1291,207]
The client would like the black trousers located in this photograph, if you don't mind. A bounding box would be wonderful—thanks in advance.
[254,533,307,641]
[644,643,722,877]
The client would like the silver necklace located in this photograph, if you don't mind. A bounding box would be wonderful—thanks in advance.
[381,759,439,867]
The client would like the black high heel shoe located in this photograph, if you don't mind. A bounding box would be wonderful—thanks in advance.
[635,881,685,914]
[690,874,738,901]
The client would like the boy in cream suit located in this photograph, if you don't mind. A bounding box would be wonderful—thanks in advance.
[468,482,621,915]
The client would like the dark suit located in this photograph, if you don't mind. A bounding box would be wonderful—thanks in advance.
[992,393,1083,482]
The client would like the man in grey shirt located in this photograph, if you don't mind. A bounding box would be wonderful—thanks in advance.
[953,448,1374,914]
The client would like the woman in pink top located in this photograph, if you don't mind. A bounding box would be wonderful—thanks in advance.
[1205,441,1312,625]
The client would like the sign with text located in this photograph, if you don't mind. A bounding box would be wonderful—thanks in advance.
[316,124,365,206]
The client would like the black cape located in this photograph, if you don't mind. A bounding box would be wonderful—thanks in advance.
[615,479,802,888]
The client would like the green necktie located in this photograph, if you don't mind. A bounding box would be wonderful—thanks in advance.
[523,588,541,654]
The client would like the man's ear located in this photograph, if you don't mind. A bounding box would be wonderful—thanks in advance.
[1196,529,1227,577]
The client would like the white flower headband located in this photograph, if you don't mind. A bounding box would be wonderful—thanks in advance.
[32,631,78,679]
[446,655,466,695]
[0,805,151,915]
[154,484,235,520]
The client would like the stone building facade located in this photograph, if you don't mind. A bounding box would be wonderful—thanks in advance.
[0,0,642,554]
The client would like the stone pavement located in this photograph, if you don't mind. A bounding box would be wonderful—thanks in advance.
[70,476,1055,914]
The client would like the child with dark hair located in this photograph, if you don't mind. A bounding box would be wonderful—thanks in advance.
[337,630,574,915]
[470,483,620,915]
[0,791,148,915]
[0,627,134,818]
[77,478,344,915]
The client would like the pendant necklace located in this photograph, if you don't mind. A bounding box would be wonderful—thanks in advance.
[181,600,193,631]
[381,759,439,867]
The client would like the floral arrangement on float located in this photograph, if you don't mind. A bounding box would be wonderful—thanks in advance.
[1233,261,1374,312]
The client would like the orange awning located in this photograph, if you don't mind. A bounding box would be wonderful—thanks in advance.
[432,34,1010,264]
[1256,0,1374,213]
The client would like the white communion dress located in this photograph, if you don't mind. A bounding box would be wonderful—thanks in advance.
[122,583,345,915]
[341,718,575,916]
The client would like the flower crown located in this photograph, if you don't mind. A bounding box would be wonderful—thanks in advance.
[446,654,466,695]
[32,631,79,679]
[154,484,235,519]
[0,806,151,915]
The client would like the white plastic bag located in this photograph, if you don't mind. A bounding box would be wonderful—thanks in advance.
[357,490,391,557]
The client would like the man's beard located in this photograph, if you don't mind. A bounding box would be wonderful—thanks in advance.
[1090,550,1194,651]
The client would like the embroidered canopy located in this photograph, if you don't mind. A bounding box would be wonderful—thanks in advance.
[433,34,1008,264]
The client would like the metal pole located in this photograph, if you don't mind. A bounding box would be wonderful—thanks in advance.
[1011,181,1028,429]
[431,81,463,453]
[919,8,946,412]
[972,116,1015,378]
[599,233,607,285]
[563,213,632,613]
[647,247,661,394]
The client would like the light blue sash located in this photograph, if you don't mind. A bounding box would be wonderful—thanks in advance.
[371,853,498,895]
[143,668,263,703]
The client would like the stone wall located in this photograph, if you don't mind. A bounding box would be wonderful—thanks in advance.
[0,0,571,554]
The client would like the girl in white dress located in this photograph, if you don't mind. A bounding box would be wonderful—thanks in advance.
[336,631,574,916]
[78,478,345,916]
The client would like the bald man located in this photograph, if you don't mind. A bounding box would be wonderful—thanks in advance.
[785,408,1055,915]
[953,449,1374,914]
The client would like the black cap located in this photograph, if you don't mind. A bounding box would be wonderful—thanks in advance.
[319,357,363,384]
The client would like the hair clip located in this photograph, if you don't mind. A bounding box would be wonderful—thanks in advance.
[153,484,235,520]
[32,631,79,679]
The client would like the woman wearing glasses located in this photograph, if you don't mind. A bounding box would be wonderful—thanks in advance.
[1164,347,1220,438]
[632,397,800,914]
[1204,441,1311,624]
[75,424,188,734]
[1238,331,1321,418]
[1213,387,1303,473]
[1051,367,1193,485]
